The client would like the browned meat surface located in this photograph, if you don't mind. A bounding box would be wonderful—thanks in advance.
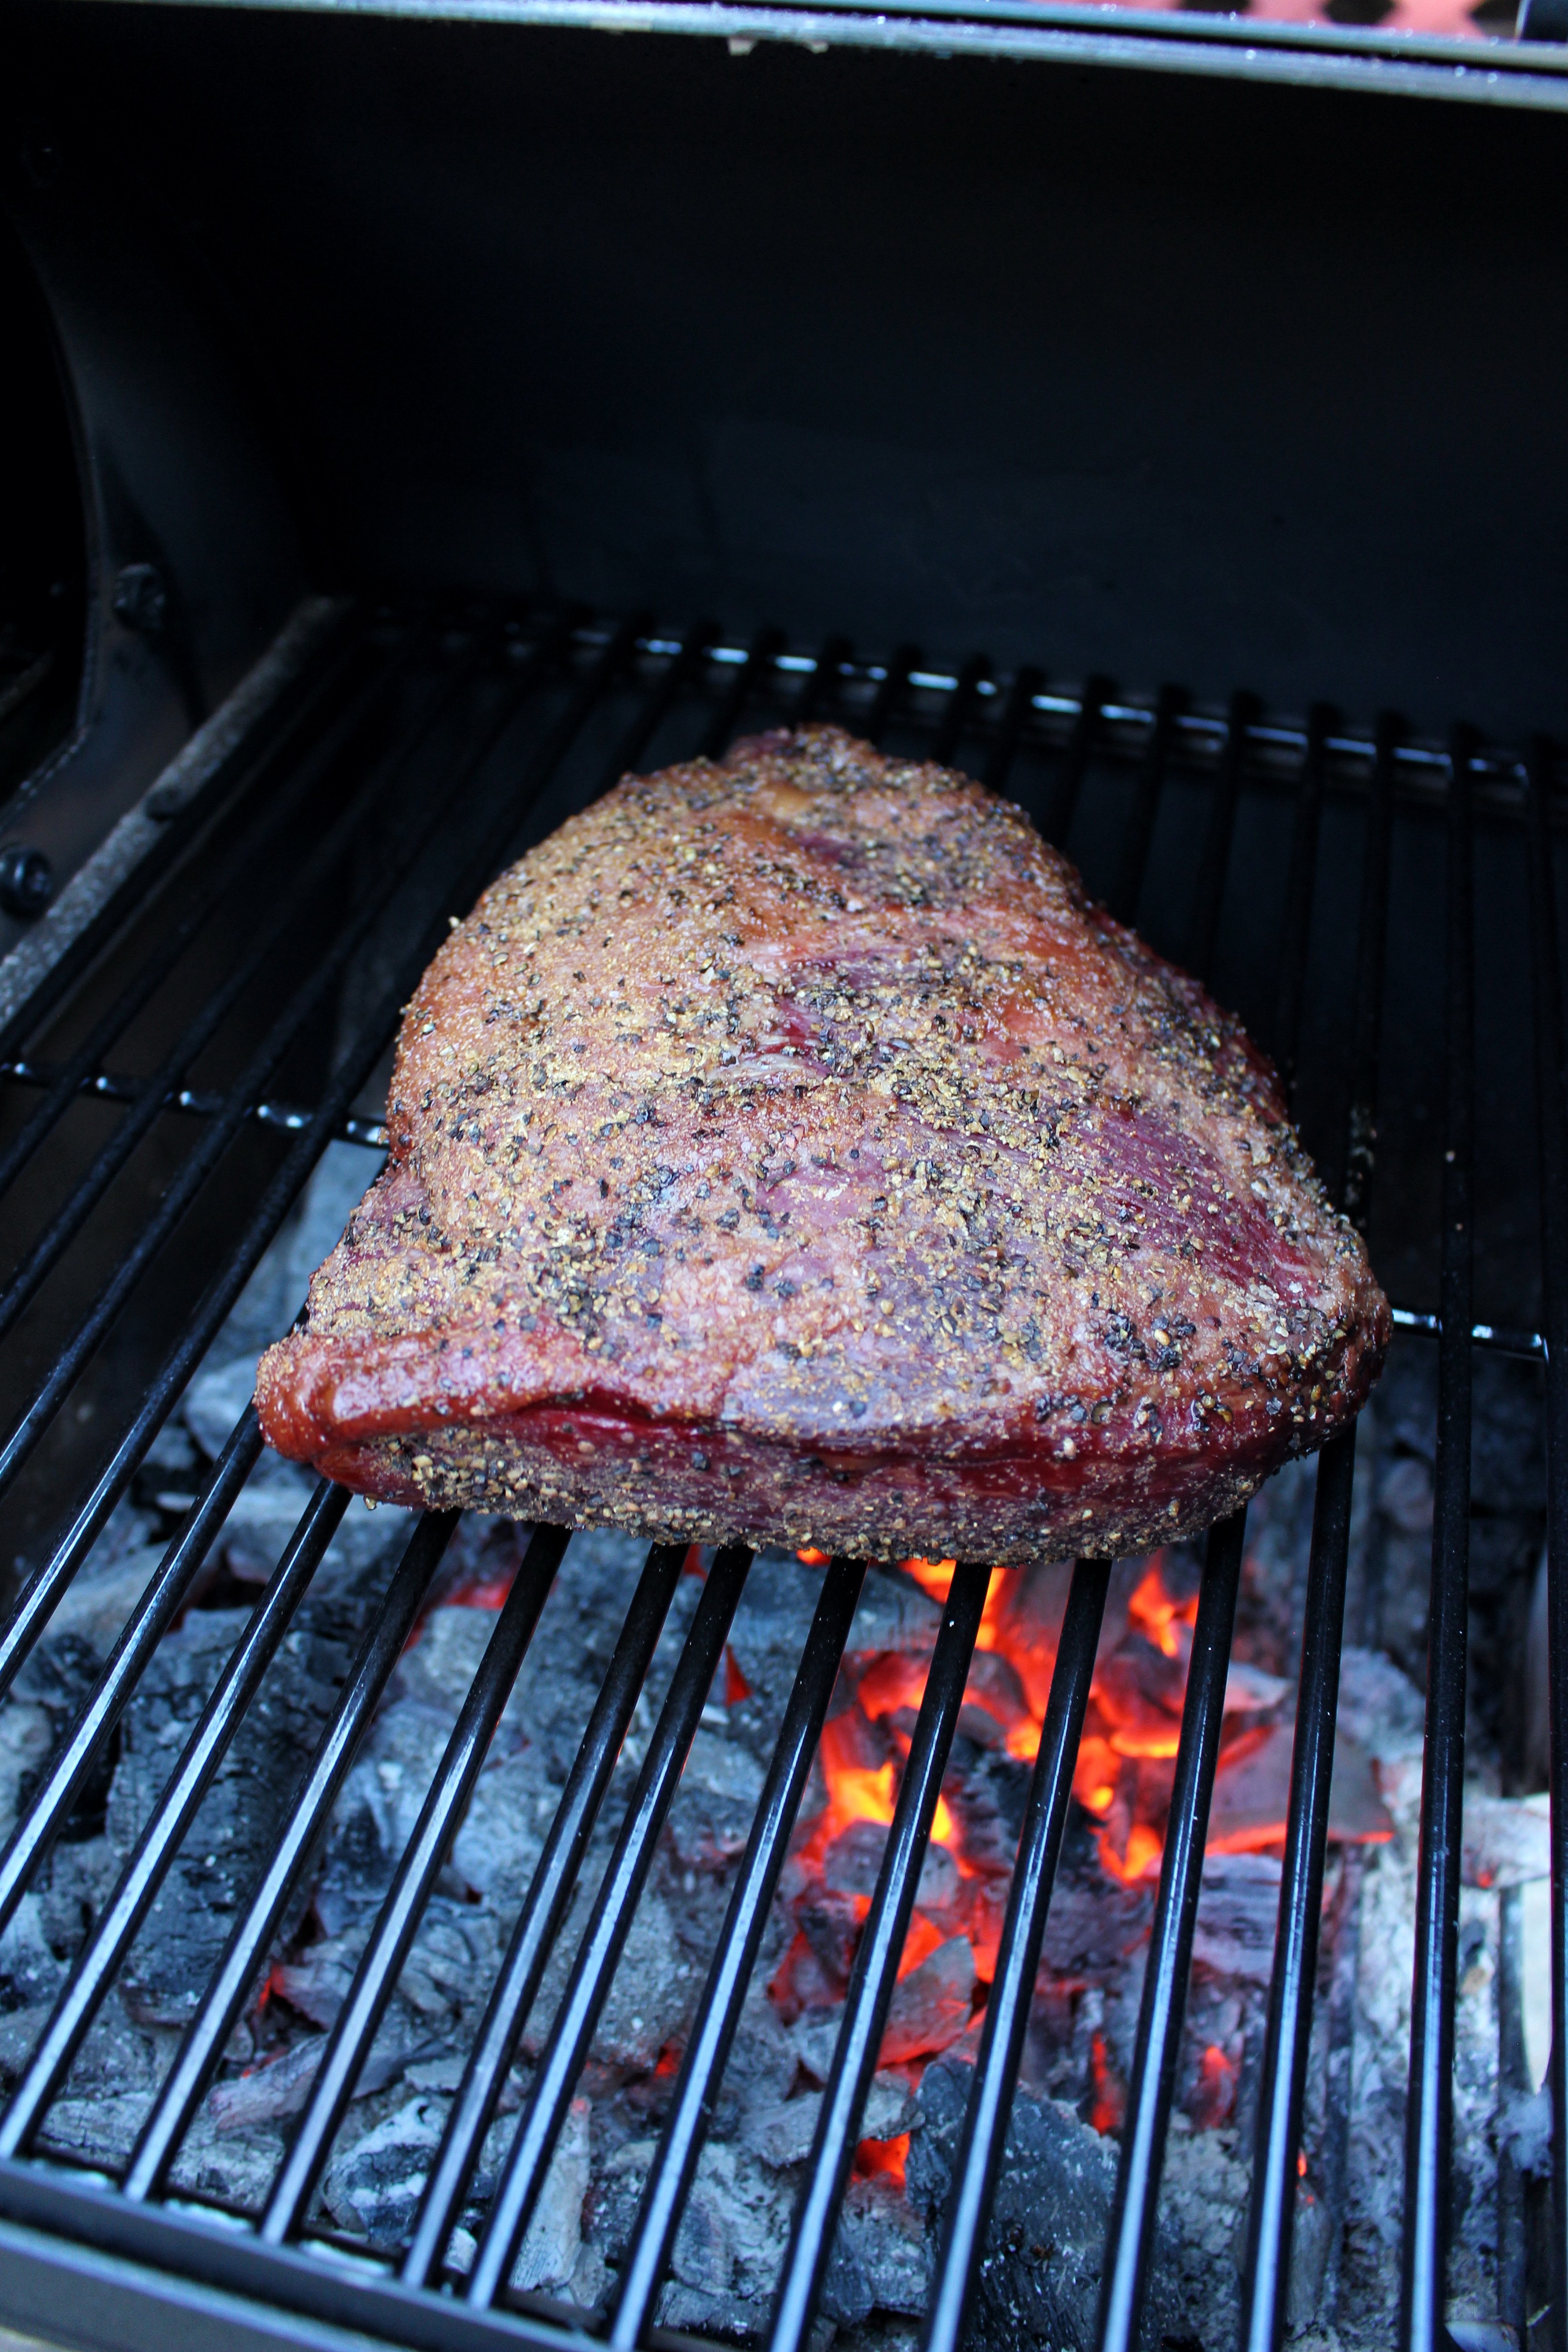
[255,726,1387,1563]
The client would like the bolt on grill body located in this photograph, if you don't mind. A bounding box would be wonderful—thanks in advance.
[0,600,1559,2352]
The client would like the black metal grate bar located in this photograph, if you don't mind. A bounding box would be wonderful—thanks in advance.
[0,614,578,1514]
[1271,702,1334,1095]
[793,637,850,728]
[0,616,414,1210]
[465,1545,756,2310]
[0,1057,392,1149]
[122,1507,463,2205]
[609,628,716,784]
[0,606,369,1072]
[0,613,627,1716]
[699,627,786,761]
[863,644,918,749]
[1399,727,1476,2347]
[1239,689,1399,2345]
[767,1562,991,2352]
[1186,688,1260,982]
[1094,1510,1248,2352]
[608,1555,870,2352]
[1239,1429,1357,2352]
[1341,711,1399,1230]
[0,605,1549,2352]
[1109,682,1184,926]
[260,1523,570,2245]
[919,1557,1111,2352]
[0,1405,265,1935]
[0,1477,353,2157]
[400,1540,689,2290]
[930,654,990,769]
[0,630,480,1351]
[981,662,1044,797]
[1036,673,1108,850]
[1524,733,1568,2352]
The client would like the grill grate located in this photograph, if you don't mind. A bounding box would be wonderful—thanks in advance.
[0,603,1560,2352]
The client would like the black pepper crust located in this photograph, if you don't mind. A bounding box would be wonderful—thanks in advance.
[256,725,1388,1563]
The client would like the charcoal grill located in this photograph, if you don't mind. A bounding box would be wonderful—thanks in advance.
[2,5,1568,2350]
[0,612,1551,2352]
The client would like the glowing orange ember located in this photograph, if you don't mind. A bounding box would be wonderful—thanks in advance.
[1127,1553,1198,1658]
[724,1645,753,1706]
[797,1547,829,1566]
[774,1544,1389,2098]
[900,1556,958,1602]
[897,1914,945,1978]
[1194,2043,1237,2129]
[1089,2032,1126,2135]
[855,2132,911,2186]
[441,1571,513,1611]
[1099,1821,1163,1885]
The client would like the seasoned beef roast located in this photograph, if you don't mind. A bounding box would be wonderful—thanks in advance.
[255,726,1387,1563]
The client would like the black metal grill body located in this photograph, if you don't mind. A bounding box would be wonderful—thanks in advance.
[0,5,1566,2349]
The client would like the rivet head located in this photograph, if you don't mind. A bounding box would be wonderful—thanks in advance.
[0,845,54,920]
[113,562,167,637]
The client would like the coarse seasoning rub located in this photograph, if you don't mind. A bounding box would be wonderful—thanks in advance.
[256,725,1387,1563]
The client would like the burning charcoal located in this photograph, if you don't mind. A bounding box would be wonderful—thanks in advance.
[274,1905,496,2044]
[746,2074,915,2168]
[1206,1720,1391,1856]
[525,1883,696,2072]
[323,2093,448,2246]
[1149,2122,1250,2346]
[821,1698,897,1780]
[985,1561,1074,1715]
[1038,1848,1154,1979]
[15,1634,120,1840]
[796,1886,862,1982]
[1223,1658,1292,1714]
[510,2095,592,2291]
[1336,1643,1427,1763]
[108,1537,403,2027]
[165,2110,291,2215]
[446,1750,549,1907]
[0,1700,53,1845]
[790,2015,847,2086]
[823,1818,890,1896]
[880,1937,975,2064]
[272,1930,362,2027]
[206,2025,441,2130]
[771,1932,849,2025]
[0,1893,64,2015]
[1191,1854,1288,1985]
[825,2173,932,2323]
[717,1554,837,1764]
[957,1651,1032,1747]
[1093,1634,1186,1744]
[944,1740,1032,1874]
[843,1569,943,1658]
[667,1726,767,1872]
[45,1545,166,1657]
[1461,1793,1549,1890]
[823,1818,961,1917]
[909,2054,1117,2352]
[588,2136,792,2337]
